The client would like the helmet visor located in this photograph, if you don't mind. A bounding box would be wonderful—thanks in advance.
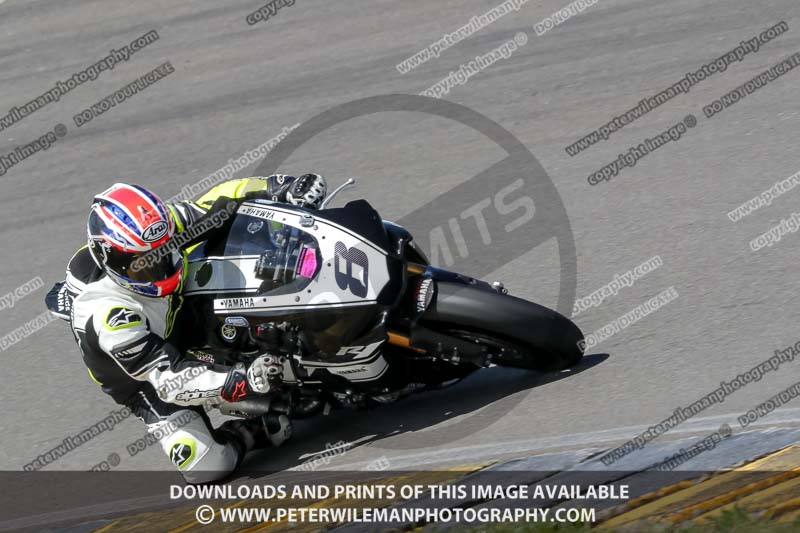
[102,245,182,284]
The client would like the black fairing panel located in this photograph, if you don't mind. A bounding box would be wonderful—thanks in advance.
[322,200,391,251]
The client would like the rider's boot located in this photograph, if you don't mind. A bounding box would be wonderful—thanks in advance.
[219,413,292,451]
[263,413,293,447]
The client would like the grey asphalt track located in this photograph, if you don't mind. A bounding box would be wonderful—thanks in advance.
[1,0,800,477]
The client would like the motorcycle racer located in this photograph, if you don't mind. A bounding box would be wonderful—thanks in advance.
[46,174,327,483]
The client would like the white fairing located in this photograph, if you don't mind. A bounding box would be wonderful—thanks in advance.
[285,340,388,384]
[184,202,391,313]
[183,201,392,385]
[183,255,262,296]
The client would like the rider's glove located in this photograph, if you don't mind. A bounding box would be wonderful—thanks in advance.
[247,354,284,392]
[220,355,284,402]
[286,173,327,209]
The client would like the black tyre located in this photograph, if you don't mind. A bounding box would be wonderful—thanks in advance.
[422,281,584,371]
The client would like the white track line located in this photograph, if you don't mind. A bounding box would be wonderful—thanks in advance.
[326,408,800,470]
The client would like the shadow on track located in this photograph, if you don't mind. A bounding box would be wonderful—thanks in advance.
[238,353,609,475]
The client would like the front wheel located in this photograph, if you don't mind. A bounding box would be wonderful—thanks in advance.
[420,281,584,371]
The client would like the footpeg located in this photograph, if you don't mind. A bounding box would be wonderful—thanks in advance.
[491,281,508,294]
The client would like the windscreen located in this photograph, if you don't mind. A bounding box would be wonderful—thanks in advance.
[223,213,321,293]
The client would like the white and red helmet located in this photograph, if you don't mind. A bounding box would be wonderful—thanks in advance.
[87,183,182,297]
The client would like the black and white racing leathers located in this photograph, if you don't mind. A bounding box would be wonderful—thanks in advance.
[47,176,305,482]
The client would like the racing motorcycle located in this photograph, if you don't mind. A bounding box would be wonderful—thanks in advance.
[177,179,585,419]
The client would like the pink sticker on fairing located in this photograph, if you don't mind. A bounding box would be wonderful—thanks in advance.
[297,247,318,278]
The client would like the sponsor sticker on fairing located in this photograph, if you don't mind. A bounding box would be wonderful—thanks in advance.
[217,297,256,309]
